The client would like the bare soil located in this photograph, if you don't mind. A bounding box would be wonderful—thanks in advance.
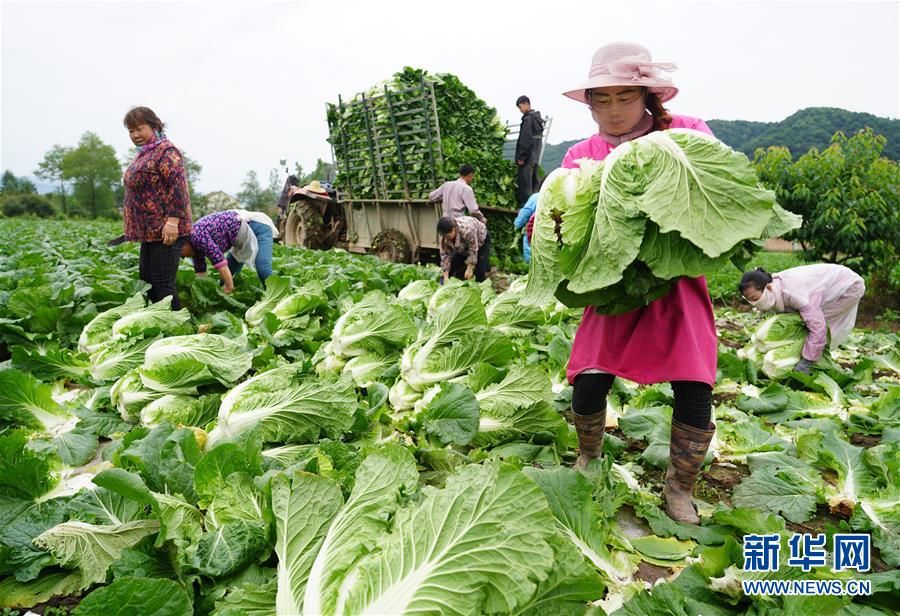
[695,463,750,508]
[849,433,882,448]
[712,391,739,407]
[635,561,675,585]
[27,592,83,614]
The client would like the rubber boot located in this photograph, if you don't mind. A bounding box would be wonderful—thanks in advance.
[663,419,715,525]
[572,410,606,470]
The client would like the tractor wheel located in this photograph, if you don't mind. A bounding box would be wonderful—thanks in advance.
[285,203,328,249]
[283,209,304,246]
[372,228,412,263]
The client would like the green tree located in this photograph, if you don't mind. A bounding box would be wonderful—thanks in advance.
[237,169,279,212]
[181,151,204,211]
[282,158,335,184]
[1,170,37,195]
[268,168,281,195]
[299,158,336,184]
[754,128,900,276]
[35,145,72,215]
[61,132,122,218]
[2,194,56,217]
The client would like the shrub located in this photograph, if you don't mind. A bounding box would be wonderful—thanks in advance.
[19,194,57,218]
[754,128,899,277]
[1,197,26,217]
[3,194,56,218]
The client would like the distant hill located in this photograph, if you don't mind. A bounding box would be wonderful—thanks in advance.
[539,107,899,173]
[540,140,580,172]
[707,107,899,160]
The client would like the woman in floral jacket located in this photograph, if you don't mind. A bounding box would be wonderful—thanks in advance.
[122,107,192,309]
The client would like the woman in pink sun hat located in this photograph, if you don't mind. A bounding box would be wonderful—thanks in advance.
[558,42,718,525]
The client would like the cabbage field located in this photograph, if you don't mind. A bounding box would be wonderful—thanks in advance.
[0,219,898,615]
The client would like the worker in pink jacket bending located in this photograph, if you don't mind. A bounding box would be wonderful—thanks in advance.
[739,264,866,373]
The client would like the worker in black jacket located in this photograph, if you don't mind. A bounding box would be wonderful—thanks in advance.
[515,95,545,206]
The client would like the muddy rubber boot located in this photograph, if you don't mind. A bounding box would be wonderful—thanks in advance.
[663,419,715,525]
[572,410,606,470]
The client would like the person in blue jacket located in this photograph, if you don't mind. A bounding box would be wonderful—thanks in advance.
[513,179,542,263]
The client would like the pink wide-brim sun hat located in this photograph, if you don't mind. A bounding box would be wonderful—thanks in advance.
[563,41,679,104]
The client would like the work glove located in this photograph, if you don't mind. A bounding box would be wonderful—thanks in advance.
[794,358,814,374]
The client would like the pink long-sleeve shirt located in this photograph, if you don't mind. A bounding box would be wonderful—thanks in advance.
[770,264,865,361]
[429,179,485,222]
[565,115,719,387]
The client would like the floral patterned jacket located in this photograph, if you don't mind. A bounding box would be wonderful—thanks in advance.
[440,216,487,272]
[123,138,192,242]
[189,211,242,273]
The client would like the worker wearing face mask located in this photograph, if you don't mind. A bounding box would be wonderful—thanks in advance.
[739,264,866,373]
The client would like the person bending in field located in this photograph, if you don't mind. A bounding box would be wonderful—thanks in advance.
[739,264,866,374]
[181,210,280,293]
[541,41,718,525]
[122,106,192,309]
[436,216,491,283]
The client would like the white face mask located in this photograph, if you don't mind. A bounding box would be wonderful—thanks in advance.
[749,287,776,311]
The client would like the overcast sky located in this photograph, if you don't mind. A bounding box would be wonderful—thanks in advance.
[2,0,898,195]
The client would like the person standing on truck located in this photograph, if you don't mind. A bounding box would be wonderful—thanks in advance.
[428,164,486,222]
[515,95,545,206]
[436,216,491,283]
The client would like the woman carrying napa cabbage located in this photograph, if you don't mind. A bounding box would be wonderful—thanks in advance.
[739,264,865,374]
[555,42,718,525]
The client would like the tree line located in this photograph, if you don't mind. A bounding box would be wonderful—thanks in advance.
[232,158,335,217]
[707,107,900,161]
[1,133,334,220]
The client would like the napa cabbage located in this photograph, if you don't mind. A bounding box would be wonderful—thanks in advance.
[523,129,801,313]
[205,369,357,450]
[400,286,513,391]
[744,313,839,379]
[138,334,253,393]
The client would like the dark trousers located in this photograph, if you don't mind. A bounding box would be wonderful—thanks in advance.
[516,159,541,206]
[572,372,712,430]
[449,232,491,282]
[139,237,185,309]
